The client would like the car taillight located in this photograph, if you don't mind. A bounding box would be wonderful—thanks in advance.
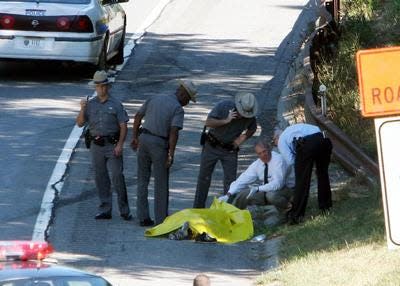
[0,15,15,29]
[56,16,71,30]
[57,15,93,33]
[0,241,53,261]
[72,16,92,32]
[56,16,93,32]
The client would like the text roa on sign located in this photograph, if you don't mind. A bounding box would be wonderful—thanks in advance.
[356,47,400,117]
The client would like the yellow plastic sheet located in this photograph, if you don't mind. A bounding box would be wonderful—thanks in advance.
[145,198,254,243]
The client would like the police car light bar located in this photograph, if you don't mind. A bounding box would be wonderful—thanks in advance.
[0,241,53,261]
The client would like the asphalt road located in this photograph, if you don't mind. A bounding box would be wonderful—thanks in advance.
[0,58,91,239]
[46,0,318,285]
[0,0,319,284]
[0,0,163,240]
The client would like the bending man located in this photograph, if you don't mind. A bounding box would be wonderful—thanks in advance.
[273,123,333,225]
[131,80,197,226]
[193,92,258,208]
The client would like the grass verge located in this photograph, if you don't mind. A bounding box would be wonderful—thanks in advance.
[256,178,399,286]
[255,1,400,285]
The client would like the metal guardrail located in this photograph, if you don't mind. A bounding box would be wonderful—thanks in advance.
[304,26,379,179]
[325,0,340,24]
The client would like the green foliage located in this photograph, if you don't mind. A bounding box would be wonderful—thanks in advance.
[317,39,376,158]
[315,0,400,159]
[342,0,376,19]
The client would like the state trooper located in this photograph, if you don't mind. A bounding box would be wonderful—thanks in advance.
[76,70,132,221]
[193,92,258,208]
[131,80,197,226]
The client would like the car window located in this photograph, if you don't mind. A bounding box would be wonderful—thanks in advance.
[0,0,90,3]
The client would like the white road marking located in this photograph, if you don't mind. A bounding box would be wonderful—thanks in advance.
[31,0,171,241]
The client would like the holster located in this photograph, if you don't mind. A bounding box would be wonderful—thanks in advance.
[83,128,92,149]
[108,133,119,144]
[200,126,207,146]
[293,137,305,150]
[205,132,238,152]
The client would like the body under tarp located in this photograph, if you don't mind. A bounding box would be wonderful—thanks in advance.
[145,199,254,243]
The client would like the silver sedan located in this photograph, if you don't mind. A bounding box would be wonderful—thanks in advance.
[0,0,128,69]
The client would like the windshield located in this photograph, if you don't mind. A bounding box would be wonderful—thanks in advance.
[0,277,111,286]
[0,0,90,3]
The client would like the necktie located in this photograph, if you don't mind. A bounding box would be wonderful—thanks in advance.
[264,163,269,184]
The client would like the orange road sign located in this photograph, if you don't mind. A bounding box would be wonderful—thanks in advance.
[356,47,400,117]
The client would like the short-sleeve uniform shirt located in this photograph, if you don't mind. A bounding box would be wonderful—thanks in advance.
[85,95,129,136]
[138,94,184,138]
[278,123,321,166]
[208,100,257,144]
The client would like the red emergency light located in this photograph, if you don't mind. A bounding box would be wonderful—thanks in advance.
[0,241,53,261]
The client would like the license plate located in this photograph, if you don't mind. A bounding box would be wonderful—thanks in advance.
[15,37,54,50]
[25,9,46,16]
[22,37,45,49]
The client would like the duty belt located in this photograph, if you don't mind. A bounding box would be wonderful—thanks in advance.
[206,132,238,151]
[292,132,325,149]
[92,134,119,146]
[141,128,168,140]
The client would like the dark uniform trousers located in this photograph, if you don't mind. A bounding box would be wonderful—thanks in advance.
[136,133,169,225]
[291,132,333,219]
[193,141,238,208]
[90,142,130,215]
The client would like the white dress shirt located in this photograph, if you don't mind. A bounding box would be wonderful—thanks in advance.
[277,123,321,166]
[228,151,290,195]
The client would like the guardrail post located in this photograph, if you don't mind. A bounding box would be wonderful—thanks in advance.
[325,0,335,22]
[318,84,327,116]
[324,0,340,33]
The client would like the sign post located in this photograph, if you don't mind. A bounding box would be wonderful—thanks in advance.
[357,47,400,249]
[374,117,400,249]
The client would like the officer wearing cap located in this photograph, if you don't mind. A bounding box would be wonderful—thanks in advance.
[131,80,197,226]
[193,92,258,208]
[76,70,132,221]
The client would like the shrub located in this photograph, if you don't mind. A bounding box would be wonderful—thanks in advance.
[316,0,400,159]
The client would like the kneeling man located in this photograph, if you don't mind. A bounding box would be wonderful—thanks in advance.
[219,138,293,212]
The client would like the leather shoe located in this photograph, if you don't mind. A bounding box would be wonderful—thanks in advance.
[95,212,112,220]
[120,213,132,221]
[139,218,154,227]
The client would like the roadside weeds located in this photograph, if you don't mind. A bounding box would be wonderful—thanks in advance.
[256,177,393,286]
[253,1,400,285]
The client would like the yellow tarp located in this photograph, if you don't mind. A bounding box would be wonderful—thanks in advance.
[144,198,254,243]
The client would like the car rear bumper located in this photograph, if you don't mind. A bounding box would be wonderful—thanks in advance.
[0,34,103,64]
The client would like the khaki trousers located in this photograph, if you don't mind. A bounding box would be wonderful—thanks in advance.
[232,187,293,211]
